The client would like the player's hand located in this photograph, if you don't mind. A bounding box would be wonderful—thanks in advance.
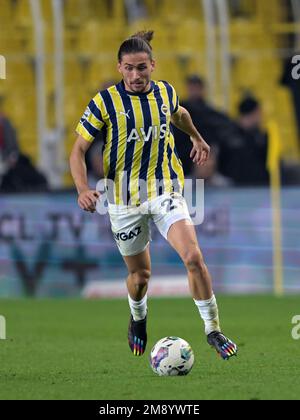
[78,190,100,213]
[190,136,210,166]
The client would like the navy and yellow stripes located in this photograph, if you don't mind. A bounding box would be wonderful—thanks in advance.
[115,83,136,205]
[126,92,145,205]
[153,81,167,197]
[161,80,179,114]
[138,95,153,203]
[76,80,184,205]
[77,96,105,142]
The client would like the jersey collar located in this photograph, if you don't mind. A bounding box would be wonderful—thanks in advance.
[118,80,155,97]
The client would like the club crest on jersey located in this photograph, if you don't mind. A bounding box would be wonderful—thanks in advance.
[127,124,168,143]
[161,104,169,115]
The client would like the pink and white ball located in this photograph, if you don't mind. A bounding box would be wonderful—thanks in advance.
[150,336,194,376]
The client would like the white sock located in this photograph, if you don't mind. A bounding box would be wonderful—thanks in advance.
[128,294,148,321]
[194,294,221,335]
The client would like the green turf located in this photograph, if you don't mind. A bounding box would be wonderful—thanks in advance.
[0,296,299,400]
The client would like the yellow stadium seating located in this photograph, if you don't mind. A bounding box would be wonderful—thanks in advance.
[0,0,299,184]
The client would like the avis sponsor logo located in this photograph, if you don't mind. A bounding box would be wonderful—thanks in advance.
[127,124,169,143]
[0,55,6,79]
[114,227,142,242]
[292,315,300,340]
[292,55,300,80]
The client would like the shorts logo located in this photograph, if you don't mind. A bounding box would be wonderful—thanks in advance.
[114,226,142,242]
[161,104,169,115]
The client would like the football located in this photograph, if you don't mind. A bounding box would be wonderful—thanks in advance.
[149,336,194,376]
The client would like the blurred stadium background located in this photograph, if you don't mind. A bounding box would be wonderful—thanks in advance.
[0,0,300,298]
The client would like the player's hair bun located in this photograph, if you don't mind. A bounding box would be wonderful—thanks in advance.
[131,30,154,48]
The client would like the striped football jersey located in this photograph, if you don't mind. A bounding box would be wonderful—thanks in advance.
[76,80,184,205]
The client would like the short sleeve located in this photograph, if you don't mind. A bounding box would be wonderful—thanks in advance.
[170,85,180,115]
[76,93,105,142]
[161,81,180,115]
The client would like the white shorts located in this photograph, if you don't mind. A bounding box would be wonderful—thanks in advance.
[108,193,192,257]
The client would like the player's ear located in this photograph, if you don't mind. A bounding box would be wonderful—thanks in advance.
[151,60,156,73]
[117,62,122,74]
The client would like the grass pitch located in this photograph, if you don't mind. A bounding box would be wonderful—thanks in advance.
[0,296,299,400]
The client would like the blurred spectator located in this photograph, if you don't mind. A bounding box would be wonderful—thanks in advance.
[192,145,233,188]
[1,154,49,193]
[173,75,236,176]
[0,101,48,193]
[0,107,19,179]
[281,161,300,185]
[281,54,300,142]
[218,96,270,186]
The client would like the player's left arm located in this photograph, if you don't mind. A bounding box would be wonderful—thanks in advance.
[171,106,210,166]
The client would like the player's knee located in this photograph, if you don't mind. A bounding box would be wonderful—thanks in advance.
[183,248,205,273]
[131,269,151,288]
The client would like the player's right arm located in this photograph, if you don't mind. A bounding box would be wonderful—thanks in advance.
[69,135,100,213]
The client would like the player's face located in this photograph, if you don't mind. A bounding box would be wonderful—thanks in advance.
[118,52,155,93]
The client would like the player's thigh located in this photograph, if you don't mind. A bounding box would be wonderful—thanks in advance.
[167,219,202,262]
[152,193,193,244]
[123,245,151,276]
